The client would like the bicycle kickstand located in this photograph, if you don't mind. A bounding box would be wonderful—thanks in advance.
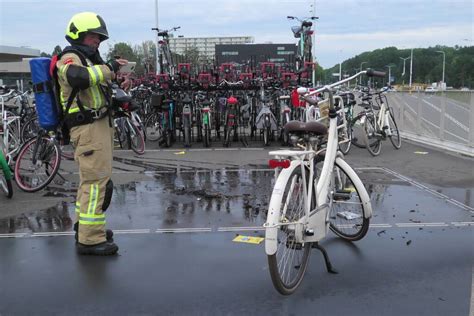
[312,242,338,274]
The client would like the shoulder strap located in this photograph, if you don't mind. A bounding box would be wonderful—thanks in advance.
[53,48,89,116]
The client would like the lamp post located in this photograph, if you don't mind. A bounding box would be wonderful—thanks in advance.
[154,0,160,75]
[409,48,413,88]
[360,61,367,85]
[310,0,316,87]
[385,64,395,87]
[400,56,410,76]
[436,50,446,87]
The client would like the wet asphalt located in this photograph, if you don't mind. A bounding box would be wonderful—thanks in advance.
[0,139,473,315]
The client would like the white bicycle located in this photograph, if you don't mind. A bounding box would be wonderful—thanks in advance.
[264,69,385,295]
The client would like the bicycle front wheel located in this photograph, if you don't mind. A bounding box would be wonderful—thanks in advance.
[127,120,146,155]
[144,112,163,142]
[338,123,352,155]
[15,136,61,192]
[363,115,381,156]
[327,158,370,241]
[387,109,401,149]
[267,167,312,295]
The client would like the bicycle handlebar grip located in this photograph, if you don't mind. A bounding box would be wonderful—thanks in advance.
[0,85,17,91]
[297,87,309,95]
[366,69,386,78]
[303,95,318,106]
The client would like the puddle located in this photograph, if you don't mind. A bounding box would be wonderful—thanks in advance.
[0,168,470,234]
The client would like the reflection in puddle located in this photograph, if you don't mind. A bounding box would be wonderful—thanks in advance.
[1,168,470,234]
[0,202,73,234]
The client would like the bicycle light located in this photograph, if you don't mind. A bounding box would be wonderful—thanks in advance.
[268,159,290,169]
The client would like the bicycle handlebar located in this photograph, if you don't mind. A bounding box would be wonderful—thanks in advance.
[366,69,386,78]
[298,69,387,110]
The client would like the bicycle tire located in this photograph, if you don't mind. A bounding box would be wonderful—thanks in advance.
[203,125,211,148]
[14,136,61,192]
[223,126,231,147]
[388,109,401,149]
[338,123,352,155]
[183,115,191,147]
[263,127,270,146]
[327,159,370,241]
[144,112,162,141]
[0,152,13,198]
[20,116,40,143]
[128,120,146,155]
[363,115,381,156]
[267,167,312,295]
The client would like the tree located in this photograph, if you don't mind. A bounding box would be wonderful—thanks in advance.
[133,40,157,75]
[106,42,137,62]
[182,46,201,65]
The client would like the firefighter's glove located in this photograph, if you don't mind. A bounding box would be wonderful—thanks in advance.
[106,60,121,73]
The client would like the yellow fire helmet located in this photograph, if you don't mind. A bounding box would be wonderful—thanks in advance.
[66,12,109,42]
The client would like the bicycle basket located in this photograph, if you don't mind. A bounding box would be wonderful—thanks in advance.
[291,26,302,38]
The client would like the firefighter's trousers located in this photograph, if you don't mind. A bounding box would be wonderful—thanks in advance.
[70,116,114,245]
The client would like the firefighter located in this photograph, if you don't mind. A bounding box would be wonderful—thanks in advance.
[57,12,127,255]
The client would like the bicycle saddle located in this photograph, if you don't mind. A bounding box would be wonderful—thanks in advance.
[182,96,192,104]
[284,120,327,136]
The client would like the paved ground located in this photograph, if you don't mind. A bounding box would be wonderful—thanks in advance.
[0,138,472,315]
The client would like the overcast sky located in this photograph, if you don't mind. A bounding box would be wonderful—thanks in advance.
[0,0,472,68]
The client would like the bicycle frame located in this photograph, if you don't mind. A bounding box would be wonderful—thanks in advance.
[265,71,375,255]
[1,90,21,164]
[375,95,392,137]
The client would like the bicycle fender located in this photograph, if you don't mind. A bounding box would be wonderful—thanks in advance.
[265,160,301,256]
[335,157,372,219]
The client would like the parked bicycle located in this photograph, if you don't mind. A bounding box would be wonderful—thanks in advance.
[288,15,318,71]
[151,26,180,75]
[352,87,401,156]
[264,69,385,295]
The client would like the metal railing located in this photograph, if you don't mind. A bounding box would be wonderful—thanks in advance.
[386,90,474,156]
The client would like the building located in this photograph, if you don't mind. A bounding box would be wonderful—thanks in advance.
[215,43,297,68]
[0,45,41,86]
[168,36,254,61]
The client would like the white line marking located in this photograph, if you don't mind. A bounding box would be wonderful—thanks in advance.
[218,226,264,232]
[155,228,212,233]
[451,222,474,226]
[214,148,239,151]
[0,233,28,238]
[396,222,449,227]
[370,224,393,228]
[113,229,151,234]
[381,167,474,211]
[32,232,74,236]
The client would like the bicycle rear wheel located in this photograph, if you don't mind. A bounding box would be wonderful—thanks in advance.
[14,136,61,192]
[327,159,370,241]
[267,167,311,295]
[363,115,381,156]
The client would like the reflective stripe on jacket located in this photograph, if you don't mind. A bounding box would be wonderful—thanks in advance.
[56,52,114,113]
